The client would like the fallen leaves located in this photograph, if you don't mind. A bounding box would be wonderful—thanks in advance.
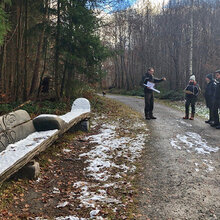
[0,97,148,219]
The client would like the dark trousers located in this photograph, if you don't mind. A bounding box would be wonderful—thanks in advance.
[144,92,154,117]
[208,107,214,121]
[185,97,197,116]
[213,100,220,124]
[206,99,214,121]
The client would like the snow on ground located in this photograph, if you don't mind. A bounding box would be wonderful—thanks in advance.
[71,181,120,208]
[170,132,219,172]
[54,117,148,219]
[81,122,147,181]
[171,132,219,155]
[172,101,209,119]
[177,119,192,127]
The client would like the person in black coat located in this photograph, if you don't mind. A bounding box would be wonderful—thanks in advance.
[143,67,166,120]
[183,75,200,120]
[211,70,220,129]
[204,73,215,124]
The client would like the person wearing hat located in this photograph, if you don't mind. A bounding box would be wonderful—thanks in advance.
[183,75,200,120]
[143,67,166,120]
[211,70,220,129]
[204,73,215,124]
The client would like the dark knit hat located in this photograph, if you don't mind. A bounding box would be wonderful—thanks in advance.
[206,73,213,81]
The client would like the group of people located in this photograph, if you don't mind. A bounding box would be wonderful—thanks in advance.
[184,70,220,129]
[142,67,220,129]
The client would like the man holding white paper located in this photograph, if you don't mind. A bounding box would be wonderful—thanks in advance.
[143,67,166,120]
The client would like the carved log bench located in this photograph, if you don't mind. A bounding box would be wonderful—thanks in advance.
[0,98,91,185]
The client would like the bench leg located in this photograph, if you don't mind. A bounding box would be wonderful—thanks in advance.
[15,160,40,180]
[79,119,90,132]
[69,119,90,132]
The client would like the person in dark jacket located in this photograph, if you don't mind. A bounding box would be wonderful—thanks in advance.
[211,70,220,129]
[204,73,215,124]
[143,67,166,120]
[183,75,200,120]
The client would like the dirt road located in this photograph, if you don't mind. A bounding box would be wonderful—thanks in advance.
[107,94,220,220]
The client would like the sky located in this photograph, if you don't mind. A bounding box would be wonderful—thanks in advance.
[110,0,170,12]
[130,0,169,7]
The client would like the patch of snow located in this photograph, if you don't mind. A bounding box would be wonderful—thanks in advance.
[63,148,72,153]
[35,114,58,119]
[36,177,41,182]
[114,173,121,178]
[56,216,87,220]
[73,181,120,208]
[90,209,100,218]
[102,183,116,188]
[177,120,192,127]
[170,139,181,150]
[203,159,215,172]
[57,201,69,208]
[170,132,219,155]
[80,124,146,181]
[171,132,218,173]
[60,110,88,123]
[35,218,48,220]
[53,187,60,194]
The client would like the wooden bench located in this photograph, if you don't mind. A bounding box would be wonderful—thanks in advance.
[0,98,91,185]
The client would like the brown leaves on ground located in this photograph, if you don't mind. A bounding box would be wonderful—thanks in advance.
[0,96,146,219]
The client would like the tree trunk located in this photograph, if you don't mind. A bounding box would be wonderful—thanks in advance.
[23,0,28,101]
[54,0,61,100]
[60,61,67,97]
[29,30,45,97]
[189,0,194,76]
[15,2,22,101]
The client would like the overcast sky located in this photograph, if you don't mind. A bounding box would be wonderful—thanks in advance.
[133,0,170,7]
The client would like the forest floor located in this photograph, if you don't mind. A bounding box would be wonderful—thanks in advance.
[0,96,149,219]
[0,95,219,219]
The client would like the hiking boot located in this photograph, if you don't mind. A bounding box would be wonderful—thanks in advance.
[145,115,151,120]
[205,120,211,123]
[183,116,189,119]
[189,114,194,120]
[149,112,156,119]
[216,125,220,129]
[145,113,151,120]
[211,123,218,127]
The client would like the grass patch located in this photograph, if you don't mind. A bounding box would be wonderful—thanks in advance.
[157,99,209,119]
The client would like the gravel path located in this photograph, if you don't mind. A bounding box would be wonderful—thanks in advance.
[106,94,220,220]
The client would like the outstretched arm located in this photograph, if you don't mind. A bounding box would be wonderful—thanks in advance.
[153,77,166,83]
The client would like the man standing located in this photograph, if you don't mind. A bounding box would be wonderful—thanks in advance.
[143,67,166,120]
[211,70,220,129]
[204,73,215,124]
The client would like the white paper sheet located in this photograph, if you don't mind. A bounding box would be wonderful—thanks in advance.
[144,82,160,93]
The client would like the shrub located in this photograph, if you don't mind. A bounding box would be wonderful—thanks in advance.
[155,89,184,101]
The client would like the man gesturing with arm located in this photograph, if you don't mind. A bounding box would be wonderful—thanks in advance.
[143,67,166,120]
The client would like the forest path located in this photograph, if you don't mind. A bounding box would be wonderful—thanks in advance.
[106,94,220,220]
